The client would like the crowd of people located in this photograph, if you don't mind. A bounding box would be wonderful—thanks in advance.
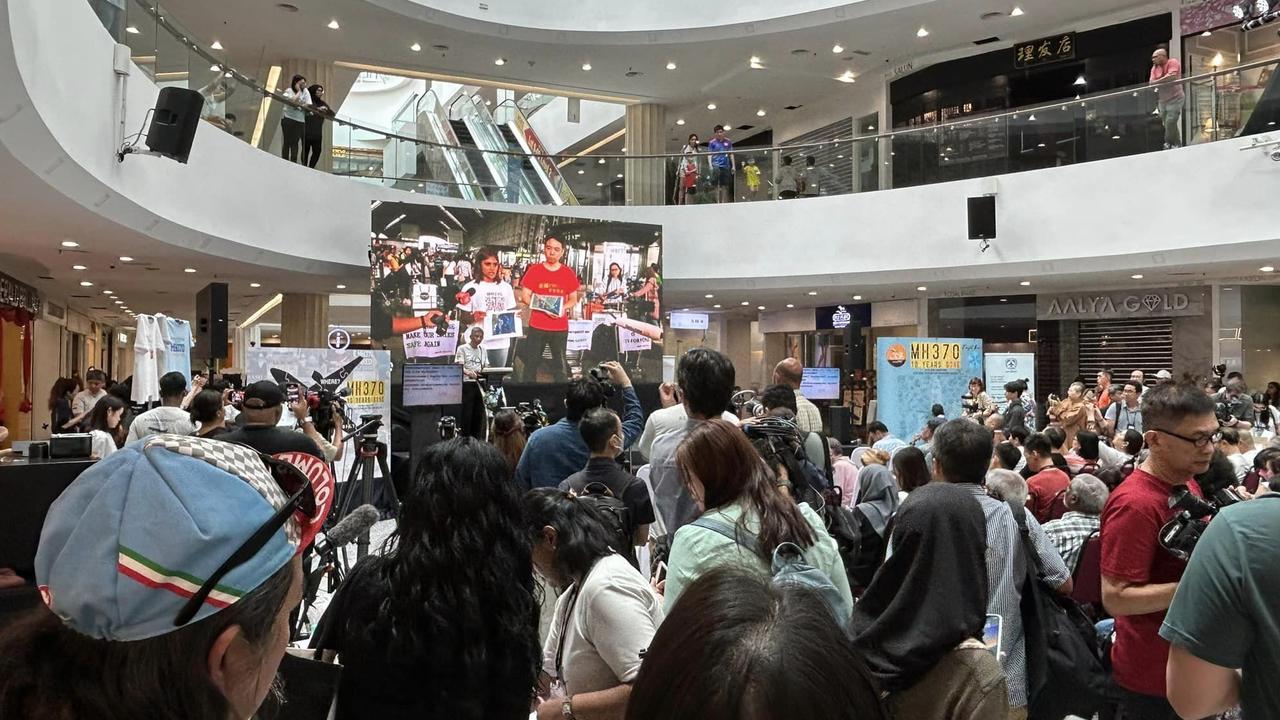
[674,127,844,205]
[3,348,1280,720]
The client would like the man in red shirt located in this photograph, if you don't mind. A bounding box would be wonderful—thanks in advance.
[516,235,580,383]
[1024,432,1071,523]
[1101,381,1217,719]
[1150,46,1184,149]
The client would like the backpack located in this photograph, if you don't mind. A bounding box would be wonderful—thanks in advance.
[1008,504,1112,719]
[691,515,851,623]
[577,482,638,568]
[816,485,863,590]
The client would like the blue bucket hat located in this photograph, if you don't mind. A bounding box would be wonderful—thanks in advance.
[35,434,334,641]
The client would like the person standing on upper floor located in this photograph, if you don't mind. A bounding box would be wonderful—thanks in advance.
[516,362,642,491]
[830,437,860,507]
[1101,380,1216,720]
[775,154,799,199]
[633,381,738,461]
[68,368,108,432]
[931,419,1073,718]
[1105,380,1146,436]
[707,124,735,204]
[1042,474,1109,573]
[1023,432,1072,523]
[1002,380,1029,437]
[1150,46,1184,150]
[127,372,197,442]
[648,348,736,538]
[675,133,700,205]
[866,420,907,457]
[771,358,823,434]
[851,482,1010,720]
[302,83,333,169]
[280,75,311,163]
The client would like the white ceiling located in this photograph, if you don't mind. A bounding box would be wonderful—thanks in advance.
[158,0,1169,147]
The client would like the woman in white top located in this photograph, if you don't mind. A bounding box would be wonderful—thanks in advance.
[526,488,663,720]
[675,133,699,205]
[663,419,853,621]
[459,246,518,367]
[280,74,311,163]
[596,262,627,306]
[85,395,126,460]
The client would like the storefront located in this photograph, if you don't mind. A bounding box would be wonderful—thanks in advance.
[1034,286,1212,401]
[1180,0,1280,143]
[0,273,39,447]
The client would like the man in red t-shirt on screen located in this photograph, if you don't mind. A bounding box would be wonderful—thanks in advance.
[516,235,580,383]
[1101,380,1217,719]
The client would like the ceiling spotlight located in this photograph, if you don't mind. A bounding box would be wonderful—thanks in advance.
[1074,75,1087,86]
[666,61,677,70]
[125,25,139,34]
[183,268,197,273]
[1261,266,1276,272]
[103,290,113,295]
[1202,30,1213,36]
[713,304,722,308]
[756,109,766,117]
[616,173,623,178]
[113,300,123,305]
[917,285,928,291]
[707,102,717,110]
[577,169,584,174]
[831,43,844,53]
[119,255,133,262]
[336,284,347,289]
[598,158,606,164]
[917,27,930,38]
[327,19,340,29]
[836,70,856,83]
[786,304,795,309]
[410,42,421,52]
[494,57,507,66]
[210,40,223,50]
[61,240,79,248]
[1028,114,1037,121]
[596,182,604,187]
[757,305,766,310]
[250,282,261,288]
[705,294,715,298]
[1019,280,1031,286]
[1010,6,1024,16]
[210,63,222,72]
[741,301,750,306]
[676,118,685,125]
[72,264,87,270]
[80,281,93,287]
[1131,274,1145,279]
[581,62,592,71]
[853,295,863,300]
[807,291,818,296]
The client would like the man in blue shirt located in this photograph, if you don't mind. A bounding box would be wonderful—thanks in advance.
[515,361,643,489]
[707,124,735,204]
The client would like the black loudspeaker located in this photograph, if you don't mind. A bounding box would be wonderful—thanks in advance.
[145,87,204,163]
[195,282,229,360]
[843,321,866,373]
[967,195,996,239]
[829,406,852,445]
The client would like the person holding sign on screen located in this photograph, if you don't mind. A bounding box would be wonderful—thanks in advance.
[459,246,518,368]
[517,235,581,383]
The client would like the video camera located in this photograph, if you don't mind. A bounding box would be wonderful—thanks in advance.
[308,387,350,435]
[438,415,458,441]
[1159,467,1246,560]
[516,400,548,437]
[588,363,617,397]
[961,393,980,414]
[731,389,765,419]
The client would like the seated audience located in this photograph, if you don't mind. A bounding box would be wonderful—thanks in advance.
[626,567,888,720]
[0,436,321,719]
[992,441,1023,472]
[1218,426,1250,482]
[851,483,1009,719]
[518,362,642,490]
[829,436,860,507]
[127,371,197,441]
[311,438,540,719]
[1064,430,1104,474]
[867,420,907,457]
[891,444,932,498]
[526,489,663,720]
[1023,432,1071,522]
[490,408,527,477]
[85,395,127,459]
[1042,474,1109,572]
[848,463,901,590]
[984,468,1029,507]
[663,419,852,620]
[1042,426,1073,475]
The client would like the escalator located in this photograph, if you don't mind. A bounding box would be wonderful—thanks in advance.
[446,118,500,197]
[450,96,547,204]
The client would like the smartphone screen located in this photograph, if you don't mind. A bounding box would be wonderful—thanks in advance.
[983,614,1003,659]
[286,383,301,404]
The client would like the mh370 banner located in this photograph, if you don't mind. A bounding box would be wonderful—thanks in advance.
[874,337,983,440]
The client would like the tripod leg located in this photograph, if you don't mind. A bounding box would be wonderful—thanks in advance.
[376,442,401,509]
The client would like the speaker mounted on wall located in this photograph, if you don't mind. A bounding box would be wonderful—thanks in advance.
[967,195,996,252]
[117,87,204,164]
[195,282,229,361]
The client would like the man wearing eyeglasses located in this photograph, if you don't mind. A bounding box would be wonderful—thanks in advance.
[1100,381,1216,720]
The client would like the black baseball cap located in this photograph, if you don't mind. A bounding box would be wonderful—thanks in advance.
[242,380,286,409]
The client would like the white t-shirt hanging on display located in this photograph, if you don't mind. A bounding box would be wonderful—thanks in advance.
[131,314,162,403]
[154,314,173,379]
[160,316,193,380]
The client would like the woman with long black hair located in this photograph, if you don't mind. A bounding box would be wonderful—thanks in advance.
[525,488,663,720]
[311,438,540,719]
[48,377,77,431]
[303,83,334,168]
[85,395,126,459]
[280,74,310,163]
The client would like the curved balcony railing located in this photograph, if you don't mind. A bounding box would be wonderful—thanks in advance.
[100,0,1280,207]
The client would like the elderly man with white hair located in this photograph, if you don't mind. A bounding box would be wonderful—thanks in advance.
[1043,474,1110,572]
[984,468,1029,507]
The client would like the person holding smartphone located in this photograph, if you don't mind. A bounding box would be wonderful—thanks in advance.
[280,74,311,163]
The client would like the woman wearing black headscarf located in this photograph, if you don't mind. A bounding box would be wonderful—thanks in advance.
[847,464,900,591]
[850,483,1008,719]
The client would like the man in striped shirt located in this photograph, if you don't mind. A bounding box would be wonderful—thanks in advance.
[1043,474,1109,572]
[932,419,1073,719]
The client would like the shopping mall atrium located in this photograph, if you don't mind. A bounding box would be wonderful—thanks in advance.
[1,0,1279,718]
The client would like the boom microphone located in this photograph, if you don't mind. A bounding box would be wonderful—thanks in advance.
[321,504,380,550]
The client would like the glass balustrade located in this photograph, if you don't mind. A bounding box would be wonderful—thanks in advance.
[94,0,1280,208]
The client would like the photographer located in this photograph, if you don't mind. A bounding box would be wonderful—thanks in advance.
[1215,378,1255,431]
[293,394,344,463]
[515,361,642,490]
[1100,381,1216,718]
[220,381,324,459]
[1104,380,1145,436]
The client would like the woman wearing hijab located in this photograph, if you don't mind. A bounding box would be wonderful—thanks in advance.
[847,464,900,592]
[851,483,1008,719]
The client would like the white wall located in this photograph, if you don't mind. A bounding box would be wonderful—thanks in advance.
[528,97,625,155]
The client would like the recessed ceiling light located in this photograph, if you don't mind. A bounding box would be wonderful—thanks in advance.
[596,182,604,187]
[756,109,766,117]
[917,285,928,291]
[119,255,133,262]
[61,240,79,248]
[1112,135,1121,140]
[666,61,677,70]
[786,304,795,308]
[494,57,507,66]
[410,42,421,52]
[125,25,139,34]
[210,40,223,50]
[210,63,221,72]
[103,290,113,295]
[836,71,856,83]
[72,264,87,270]
[577,169,584,174]
[706,102,717,110]
[327,19,340,29]
[598,158,606,164]
[853,295,862,300]
[183,268,197,273]
[336,284,347,289]
[676,118,685,125]
[80,281,93,287]
[741,301,750,306]
[1262,266,1276,272]
[705,294,715,298]
[757,305,766,310]
[113,300,123,305]
[616,173,623,178]
[581,63,592,71]
[807,291,818,296]
[831,44,844,53]
[1010,6,1024,16]
[1019,280,1031,286]
[917,27,930,37]
[713,304,722,309]
[250,282,261,288]
[1131,274,1144,279]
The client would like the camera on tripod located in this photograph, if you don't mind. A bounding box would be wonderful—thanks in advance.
[961,393,980,414]
[357,413,382,441]
[731,389,765,419]
[308,387,349,435]
[516,400,548,437]
[588,363,617,397]
[1159,483,1245,560]
[438,415,459,440]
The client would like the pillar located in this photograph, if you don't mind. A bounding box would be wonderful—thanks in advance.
[624,103,667,205]
[281,293,329,348]
[281,59,336,172]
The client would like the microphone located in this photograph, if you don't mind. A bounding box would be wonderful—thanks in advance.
[318,504,380,553]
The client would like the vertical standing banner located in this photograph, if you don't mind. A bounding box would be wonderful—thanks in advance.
[245,348,392,483]
[875,337,984,440]
[984,353,1036,412]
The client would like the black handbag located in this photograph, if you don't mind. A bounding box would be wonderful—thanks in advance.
[1009,504,1112,719]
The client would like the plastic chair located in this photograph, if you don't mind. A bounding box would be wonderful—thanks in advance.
[1043,490,1069,522]
[1071,532,1103,608]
